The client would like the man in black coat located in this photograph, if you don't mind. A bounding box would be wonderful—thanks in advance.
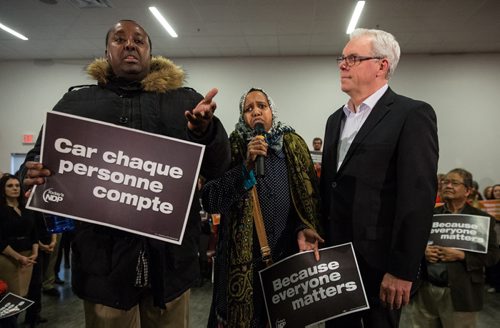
[321,28,439,327]
[21,20,230,328]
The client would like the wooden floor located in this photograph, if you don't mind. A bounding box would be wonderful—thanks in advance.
[16,267,500,327]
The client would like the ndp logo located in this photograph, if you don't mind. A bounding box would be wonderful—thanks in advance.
[42,188,65,203]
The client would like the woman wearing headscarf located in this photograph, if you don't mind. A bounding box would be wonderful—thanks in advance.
[203,88,323,327]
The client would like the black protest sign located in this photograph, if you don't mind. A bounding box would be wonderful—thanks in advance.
[429,214,490,253]
[0,293,34,319]
[259,243,369,328]
[27,112,204,244]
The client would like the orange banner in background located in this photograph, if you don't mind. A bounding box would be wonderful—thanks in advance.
[478,200,500,221]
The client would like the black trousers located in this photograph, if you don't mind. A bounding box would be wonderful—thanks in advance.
[325,297,401,328]
[0,316,18,328]
[325,254,402,328]
[25,252,44,324]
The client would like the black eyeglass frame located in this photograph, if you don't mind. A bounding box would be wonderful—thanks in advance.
[336,55,384,67]
[441,179,467,188]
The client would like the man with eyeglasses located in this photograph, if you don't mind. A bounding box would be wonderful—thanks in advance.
[321,28,439,327]
[401,168,499,327]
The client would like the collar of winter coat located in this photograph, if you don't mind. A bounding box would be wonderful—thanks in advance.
[86,56,185,93]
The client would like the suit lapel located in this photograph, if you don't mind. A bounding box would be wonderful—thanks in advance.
[337,88,395,173]
[327,110,344,174]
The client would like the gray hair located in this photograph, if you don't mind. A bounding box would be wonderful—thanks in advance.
[447,168,473,189]
[350,28,400,79]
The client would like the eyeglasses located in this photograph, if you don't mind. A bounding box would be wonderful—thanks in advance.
[441,179,466,187]
[336,55,383,67]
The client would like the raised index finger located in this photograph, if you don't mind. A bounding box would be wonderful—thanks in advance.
[202,88,218,104]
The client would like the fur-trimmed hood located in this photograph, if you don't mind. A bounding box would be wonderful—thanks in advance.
[86,56,185,93]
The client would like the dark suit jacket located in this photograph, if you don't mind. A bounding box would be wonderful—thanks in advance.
[431,204,500,311]
[320,87,439,289]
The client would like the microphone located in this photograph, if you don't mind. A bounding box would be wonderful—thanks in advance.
[254,123,265,177]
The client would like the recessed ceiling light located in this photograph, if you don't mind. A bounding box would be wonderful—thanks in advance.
[149,6,178,38]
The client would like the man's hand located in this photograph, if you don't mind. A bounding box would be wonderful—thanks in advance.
[39,242,55,253]
[436,246,465,262]
[18,254,36,267]
[185,88,218,135]
[24,160,51,197]
[39,243,52,253]
[379,273,412,310]
[425,245,440,263]
[426,245,464,263]
[297,228,324,261]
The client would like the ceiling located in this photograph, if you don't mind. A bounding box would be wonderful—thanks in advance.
[1,0,499,60]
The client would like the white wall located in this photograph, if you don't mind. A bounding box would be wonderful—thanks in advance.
[1,54,499,190]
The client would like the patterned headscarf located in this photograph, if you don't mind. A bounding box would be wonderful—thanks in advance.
[234,87,294,152]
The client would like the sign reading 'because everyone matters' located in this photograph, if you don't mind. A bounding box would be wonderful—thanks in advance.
[0,293,34,319]
[429,214,491,253]
[27,111,204,245]
[259,243,369,328]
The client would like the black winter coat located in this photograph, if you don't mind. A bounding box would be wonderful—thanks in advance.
[22,57,230,309]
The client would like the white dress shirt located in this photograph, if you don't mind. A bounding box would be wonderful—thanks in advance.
[337,84,389,170]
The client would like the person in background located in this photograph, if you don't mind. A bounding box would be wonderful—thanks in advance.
[493,184,500,200]
[483,186,493,200]
[196,176,212,287]
[24,214,53,327]
[436,173,446,203]
[312,137,323,151]
[311,137,323,178]
[21,19,230,328]
[54,230,74,284]
[40,232,61,297]
[486,183,500,293]
[401,168,500,328]
[472,181,483,200]
[203,88,323,327]
[467,180,483,207]
[0,175,38,316]
[321,28,438,327]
